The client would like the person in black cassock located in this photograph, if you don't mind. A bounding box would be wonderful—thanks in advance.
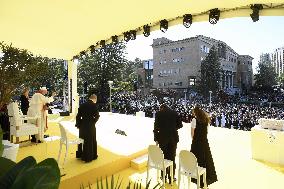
[76,94,100,162]
[20,88,29,115]
[153,104,183,183]
[191,106,218,188]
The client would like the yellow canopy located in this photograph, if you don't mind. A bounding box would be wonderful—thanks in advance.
[0,0,283,60]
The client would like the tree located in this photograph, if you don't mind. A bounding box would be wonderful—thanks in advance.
[0,42,48,109]
[198,46,222,97]
[254,62,277,90]
[278,73,284,87]
[78,42,128,106]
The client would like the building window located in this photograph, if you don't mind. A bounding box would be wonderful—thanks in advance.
[175,82,182,86]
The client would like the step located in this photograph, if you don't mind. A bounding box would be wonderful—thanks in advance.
[131,154,148,170]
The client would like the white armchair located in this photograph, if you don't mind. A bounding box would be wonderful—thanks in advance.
[7,102,39,143]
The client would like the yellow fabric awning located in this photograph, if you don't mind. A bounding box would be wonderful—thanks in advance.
[0,0,283,60]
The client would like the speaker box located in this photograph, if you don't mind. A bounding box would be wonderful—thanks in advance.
[60,111,70,116]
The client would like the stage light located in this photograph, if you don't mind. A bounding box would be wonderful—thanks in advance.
[100,40,105,48]
[130,30,136,40]
[209,8,220,24]
[80,51,86,56]
[160,19,168,33]
[89,45,95,53]
[183,14,192,28]
[250,4,263,22]
[124,31,131,42]
[143,25,150,37]
[112,35,118,44]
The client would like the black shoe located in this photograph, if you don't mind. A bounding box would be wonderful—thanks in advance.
[37,140,42,143]
[44,134,49,138]
[31,138,36,142]
[168,177,177,184]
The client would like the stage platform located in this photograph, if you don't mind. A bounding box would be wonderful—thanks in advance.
[15,113,284,189]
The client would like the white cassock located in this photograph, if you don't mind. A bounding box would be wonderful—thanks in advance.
[27,93,54,141]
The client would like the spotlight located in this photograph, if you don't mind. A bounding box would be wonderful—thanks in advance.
[183,14,192,28]
[209,8,220,24]
[160,19,168,33]
[112,35,118,44]
[143,25,150,37]
[80,51,86,56]
[250,4,263,22]
[89,45,95,53]
[124,31,131,42]
[129,30,136,40]
[100,40,105,48]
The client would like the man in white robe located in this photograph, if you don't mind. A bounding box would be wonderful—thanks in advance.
[27,87,55,142]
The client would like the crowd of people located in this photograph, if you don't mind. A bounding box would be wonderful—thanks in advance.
[109,91,284,131]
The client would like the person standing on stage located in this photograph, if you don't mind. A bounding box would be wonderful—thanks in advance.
[153,103,183,183]
[191,105,218,188]
[27,87,55,142]
[20,88,30,115]
[76,94,100,162]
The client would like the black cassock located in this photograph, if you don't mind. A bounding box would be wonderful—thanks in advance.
[76,100,100,162]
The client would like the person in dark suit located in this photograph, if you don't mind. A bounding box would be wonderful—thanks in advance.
[76,94,100,162]
[153,104,183,183]
[20,88,29,115]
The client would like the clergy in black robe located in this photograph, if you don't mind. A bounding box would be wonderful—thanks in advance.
[153,104,183,182]
[76,94,100,162]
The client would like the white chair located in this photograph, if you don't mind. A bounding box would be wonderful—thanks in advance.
[7,102,39,143]
[146,145,173,188]
[178,150,207,189]
[57,122,84,167]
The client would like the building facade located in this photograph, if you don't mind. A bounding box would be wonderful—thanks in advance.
[271,47,284,77]
[152,35,253,92]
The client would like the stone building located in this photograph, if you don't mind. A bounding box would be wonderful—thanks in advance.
[152,35,253,93]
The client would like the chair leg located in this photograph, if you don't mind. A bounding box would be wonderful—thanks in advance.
[162,169,165,188]
[10,135,13,143]
[57,143,62,163]
[146,167,149,184]
[170,165,173,185]
[63,145,68,167]
[197,175,200,189]
[177,171,181,189]
[188,176,191,189]
[203,171,207,189]
[16,137,19,144]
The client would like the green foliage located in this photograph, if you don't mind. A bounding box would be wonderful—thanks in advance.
[0,156,60,189]
[78,42,129,102]
[254,62,277,90]
[80,176,161,189]
[278,73,284,86]
[0,42,66,109]
[198,46,222,96]
[0,127,3,157]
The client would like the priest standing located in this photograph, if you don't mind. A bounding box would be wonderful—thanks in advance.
[76,94,100,162]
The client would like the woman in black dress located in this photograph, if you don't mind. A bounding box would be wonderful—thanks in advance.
[20,88,29,115]
[191,106,217,188]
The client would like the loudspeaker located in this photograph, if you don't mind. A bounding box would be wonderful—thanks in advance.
[60,111,70,116]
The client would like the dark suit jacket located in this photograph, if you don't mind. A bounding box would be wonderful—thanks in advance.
[76,100,100,131]
[153,107,183,145]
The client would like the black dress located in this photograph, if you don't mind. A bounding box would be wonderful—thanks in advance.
[190,119,218,187]
[20,94,29,115]
[76,100,100,162]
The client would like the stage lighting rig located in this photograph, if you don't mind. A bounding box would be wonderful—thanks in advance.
[250,4,263,22]
[130,30,136,40]
[160,19,168,33]
[112,35,118,44]
[209,8,220,24]
[183,14,192,28]
[143,25,150,37]
[124,31,131,42]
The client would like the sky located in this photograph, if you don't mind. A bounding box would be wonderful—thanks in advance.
[125,16,284,72]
